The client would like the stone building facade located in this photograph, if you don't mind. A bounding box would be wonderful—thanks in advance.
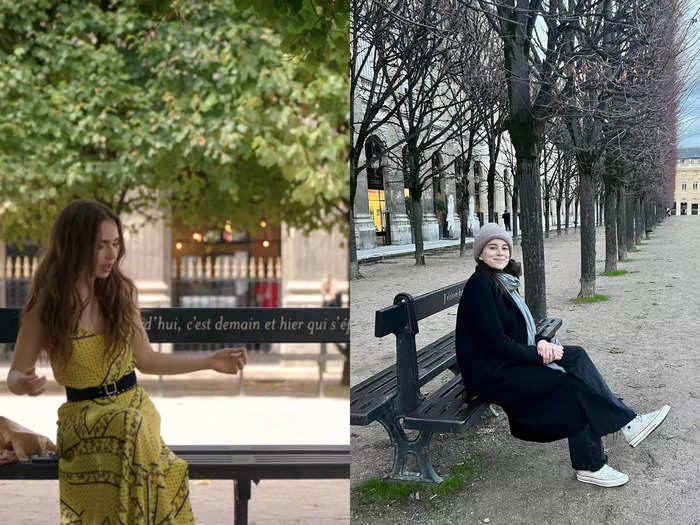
[673,147,700,216]
[352,126,514,251]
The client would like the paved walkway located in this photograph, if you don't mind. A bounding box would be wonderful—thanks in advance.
[0,392,349,524]
[351,217,699,524]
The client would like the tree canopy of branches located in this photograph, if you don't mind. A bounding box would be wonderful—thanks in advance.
[0,1,348,244]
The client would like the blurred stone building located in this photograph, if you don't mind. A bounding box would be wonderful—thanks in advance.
[673,147,700,216]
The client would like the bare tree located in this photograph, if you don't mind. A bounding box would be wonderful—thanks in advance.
[350,0,413,279]
[382,0,471,265]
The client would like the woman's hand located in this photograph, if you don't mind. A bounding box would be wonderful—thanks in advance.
[537,340,564,365]
[7,367,46,396]
[209,347,247,375]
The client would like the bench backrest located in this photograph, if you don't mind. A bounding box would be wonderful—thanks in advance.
[0,307,350,344]
[374,280,467,414]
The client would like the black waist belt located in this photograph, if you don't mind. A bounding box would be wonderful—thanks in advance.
[65,371,137,402]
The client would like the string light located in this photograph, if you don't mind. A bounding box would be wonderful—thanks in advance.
[192,233,202,242]
[175,242,183,250]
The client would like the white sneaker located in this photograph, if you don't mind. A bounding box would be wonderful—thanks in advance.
[575,464,629,487]
[621,405,671,448]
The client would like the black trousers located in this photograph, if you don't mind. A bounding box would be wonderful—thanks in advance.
[557,346,636,470]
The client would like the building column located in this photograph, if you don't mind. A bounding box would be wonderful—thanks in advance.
[441,173,461,239]
[384,163,412,245]
[421,183,440,241]
[121,214,172,308]
[353,154,377,250]
[468,165,480,235]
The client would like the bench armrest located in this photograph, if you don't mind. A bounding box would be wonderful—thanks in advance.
[535,317,563,341]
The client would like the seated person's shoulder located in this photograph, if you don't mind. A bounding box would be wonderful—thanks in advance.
[466,271,491,289]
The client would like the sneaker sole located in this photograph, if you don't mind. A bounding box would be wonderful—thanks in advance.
[629,404,671,448]
[576,473,629,487]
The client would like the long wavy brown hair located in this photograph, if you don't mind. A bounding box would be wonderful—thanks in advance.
[23,200,138,368]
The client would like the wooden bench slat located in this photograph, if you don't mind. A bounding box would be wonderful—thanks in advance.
[402,375,488,434]
[350,333,456,425]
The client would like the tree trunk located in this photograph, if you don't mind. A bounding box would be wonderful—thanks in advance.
[412,197,425,265]
[349,153,361,280]
[603,179,617,273]
[488,164,496,223]
[511,183,520,246]
[626,192,635,251]
[574,198,579,229]
[459,202,468,256]
[564,175,571,233]
[349,209,361,280]
[544,198,550,238]
[556,199,562,235]
[617,187,627,261]
[634,198,643,244]
[578,159,596,298]
[517,153,547,320]
[503,30,546,319]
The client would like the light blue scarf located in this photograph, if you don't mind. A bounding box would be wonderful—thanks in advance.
[496,273,565,373]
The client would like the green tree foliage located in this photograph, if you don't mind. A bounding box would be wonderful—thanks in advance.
[0,1,348,244]
[237,0,349,76]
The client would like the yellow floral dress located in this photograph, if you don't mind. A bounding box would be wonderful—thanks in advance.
[52,328,195,524]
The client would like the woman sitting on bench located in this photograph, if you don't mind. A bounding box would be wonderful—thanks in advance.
[6,200,247,523]
[456,223,670,487]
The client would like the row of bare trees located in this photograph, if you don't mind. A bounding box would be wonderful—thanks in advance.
[351,0,696,318]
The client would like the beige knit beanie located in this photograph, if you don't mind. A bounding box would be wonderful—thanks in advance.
[473,223,513,262]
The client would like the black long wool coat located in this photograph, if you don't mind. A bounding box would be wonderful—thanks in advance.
[455,271,590,442]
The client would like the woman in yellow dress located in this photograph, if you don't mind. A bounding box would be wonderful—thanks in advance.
[7,200,247,524]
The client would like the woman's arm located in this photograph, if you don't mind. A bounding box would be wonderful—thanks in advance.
[7,304,47,396]
[132,307,246,375]
[461,274,542,365]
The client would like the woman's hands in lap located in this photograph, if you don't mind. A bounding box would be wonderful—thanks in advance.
[537,340,564,365]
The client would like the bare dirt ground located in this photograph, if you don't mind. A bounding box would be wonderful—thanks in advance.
[350,217,699,525]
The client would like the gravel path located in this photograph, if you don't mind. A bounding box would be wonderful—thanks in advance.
[350,217,699,524]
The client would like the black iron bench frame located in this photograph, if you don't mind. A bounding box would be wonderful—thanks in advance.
[350,280,561,483]
[0,307,351,524]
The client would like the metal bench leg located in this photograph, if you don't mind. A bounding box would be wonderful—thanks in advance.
[234,478,251,525]
[377,410,443,483]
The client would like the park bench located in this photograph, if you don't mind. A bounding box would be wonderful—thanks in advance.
[0,306,350,524]
[350,280,561,483]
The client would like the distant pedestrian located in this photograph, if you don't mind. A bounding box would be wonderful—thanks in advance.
[321,275,343,308]
[456,223,670,487]
[503,211,511,231]
[666,208,671,217]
